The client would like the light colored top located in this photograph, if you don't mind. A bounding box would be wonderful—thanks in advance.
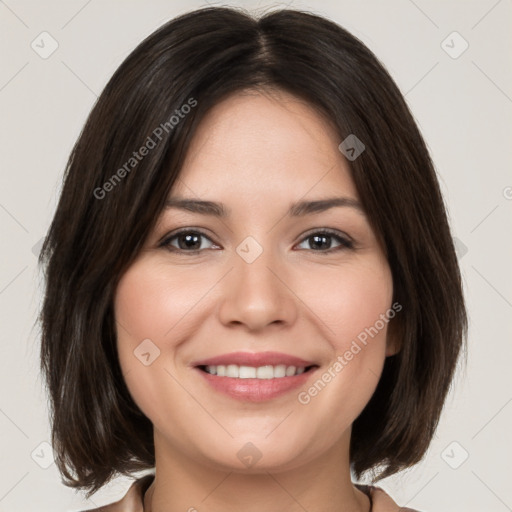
[80,474,420,512]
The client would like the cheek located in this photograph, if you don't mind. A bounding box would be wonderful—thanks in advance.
[113,262,190,392]
[292,258,393,430]
[113,261,199,425]
[114,261,209,353]
[298,256,393,350]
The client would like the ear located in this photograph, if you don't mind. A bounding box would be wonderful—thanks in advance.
[385,319,402,356]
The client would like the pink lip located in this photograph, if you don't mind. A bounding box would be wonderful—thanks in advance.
[191,351,316,368]
[191,351,318,402]
[196,369,316,402]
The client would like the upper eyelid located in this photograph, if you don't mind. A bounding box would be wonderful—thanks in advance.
[160,227,217,244]
[161,227,353,248]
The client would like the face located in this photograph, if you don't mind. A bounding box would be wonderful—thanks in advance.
[114,89,396,473]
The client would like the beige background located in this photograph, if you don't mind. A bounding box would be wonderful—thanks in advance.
[1,0,511,510]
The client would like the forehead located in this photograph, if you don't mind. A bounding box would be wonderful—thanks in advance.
[171,89,358,205]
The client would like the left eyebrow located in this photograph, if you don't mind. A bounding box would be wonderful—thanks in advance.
[288,197,364,216]
[164,196,365,217]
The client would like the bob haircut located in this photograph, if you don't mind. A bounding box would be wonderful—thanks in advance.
[38,5,467,498]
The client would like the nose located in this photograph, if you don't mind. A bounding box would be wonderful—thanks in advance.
[217,243,298,332]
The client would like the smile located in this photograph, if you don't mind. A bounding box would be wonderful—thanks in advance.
[201,364,312,378]
[192,353,319,402]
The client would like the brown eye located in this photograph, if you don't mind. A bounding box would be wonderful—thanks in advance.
[161,230,217,253]
[296,230,354,253]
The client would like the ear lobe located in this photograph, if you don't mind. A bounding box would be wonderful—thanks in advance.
[385,337,401,357]
[385,320,402,357]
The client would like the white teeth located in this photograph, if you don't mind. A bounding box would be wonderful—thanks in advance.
[206,365,217,375]
[256,365,274,379]
[285,365,296,377]
[239,366,256,378]
[273,364,286,378]
[203,364,307,378]
[226,364,238,378]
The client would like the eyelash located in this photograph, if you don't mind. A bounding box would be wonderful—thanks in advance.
[159,227,354,255]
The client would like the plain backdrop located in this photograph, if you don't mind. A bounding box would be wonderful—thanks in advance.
[1,0,511,511]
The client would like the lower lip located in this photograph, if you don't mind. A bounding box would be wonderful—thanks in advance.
[196,368,316,402]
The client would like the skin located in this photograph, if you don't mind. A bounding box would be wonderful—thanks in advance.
[114,88,398,512]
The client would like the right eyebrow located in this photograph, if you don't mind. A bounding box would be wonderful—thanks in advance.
[164,198,228,217]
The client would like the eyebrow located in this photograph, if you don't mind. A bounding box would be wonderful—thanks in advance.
[164,196,364,217]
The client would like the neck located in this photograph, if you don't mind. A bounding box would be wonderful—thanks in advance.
[145,430,370,512]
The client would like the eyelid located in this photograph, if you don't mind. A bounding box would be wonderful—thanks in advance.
[299,227,353,243]
[159,227,218,251]
[159,226,355,253]
[295,228,354,252]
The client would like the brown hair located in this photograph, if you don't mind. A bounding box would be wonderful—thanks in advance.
[38,6,467,497]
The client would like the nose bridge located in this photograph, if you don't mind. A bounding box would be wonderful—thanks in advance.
[218,234,296,330]
[233,234,281,297]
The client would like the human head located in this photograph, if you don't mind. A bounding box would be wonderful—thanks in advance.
[38,6,466,497]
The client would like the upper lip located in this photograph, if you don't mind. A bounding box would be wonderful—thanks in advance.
[192,351,317,368]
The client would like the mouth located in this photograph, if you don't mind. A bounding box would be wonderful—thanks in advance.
[192,352,320,402]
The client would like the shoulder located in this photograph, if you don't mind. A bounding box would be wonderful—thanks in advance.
[356,484,422,512]
[78,474,154,512]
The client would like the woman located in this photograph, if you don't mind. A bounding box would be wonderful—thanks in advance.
[38,6,467,512]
